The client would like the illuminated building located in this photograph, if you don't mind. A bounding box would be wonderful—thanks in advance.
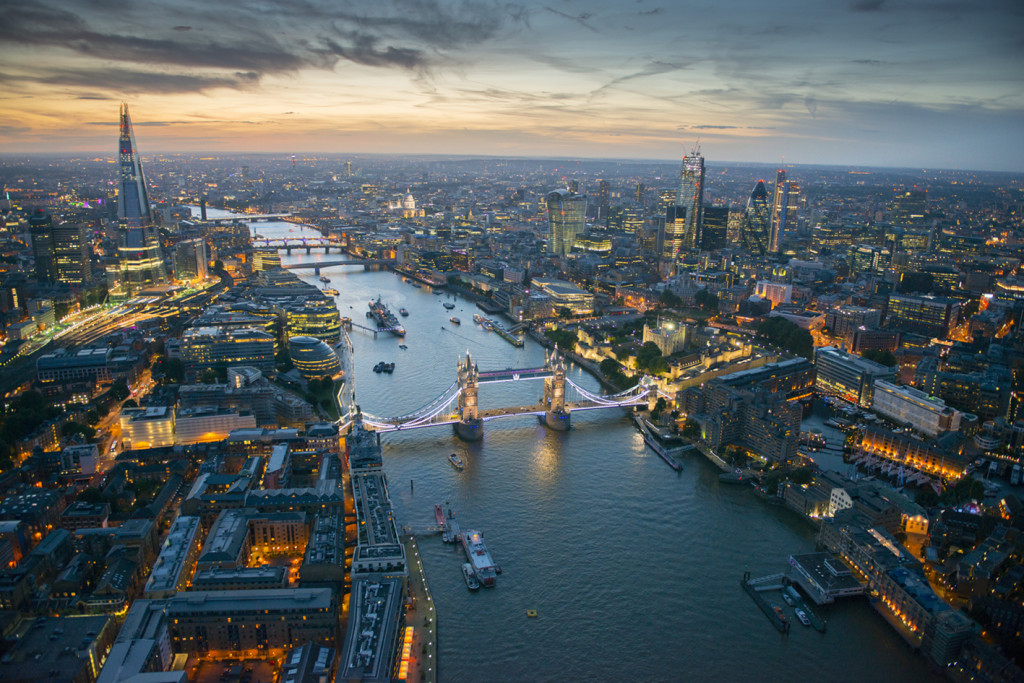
[174,406,257,444]
[180,324,276,378]
[824,306,882,338]
[742,181,771,255]
[31,216,94,286]
[849,244,891,275]
[197,509,307,571]
[886,293,959,338]
[546,189,587,257]
[120,406,175,450]
[166,588,335,653]
[855,426,968,480]
[530,277,594,315]
[144,515,201,599]
[754,281,792,308]
[340,577,405,682]
[29,211,55,282]
[252,249,281,272]
[642,320,691,356]
[676,151,705,250]
[891,189,927,225]
[115,103,166,295]
[663,205,687,263]
[289,336,342,379]
[815,346,895,407]
[769,169,795,253]
[702,387,802,462]
[700,206,729,251]
[871,380,962,437]
[173,238,207,282]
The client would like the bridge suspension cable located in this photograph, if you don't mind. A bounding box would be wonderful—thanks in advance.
[564,377,654,406]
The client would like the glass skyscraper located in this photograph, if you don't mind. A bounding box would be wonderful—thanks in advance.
[769,169,799,254]
[117,103,166,296]
[676,152,704,250]
[742,180,771,255]
[546,189,587,257]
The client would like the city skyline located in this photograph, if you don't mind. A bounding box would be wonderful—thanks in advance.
[1,0,1022,172]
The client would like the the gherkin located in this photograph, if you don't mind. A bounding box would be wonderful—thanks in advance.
[742,180,771,255]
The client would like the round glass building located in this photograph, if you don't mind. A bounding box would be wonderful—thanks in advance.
[288,336,341,379]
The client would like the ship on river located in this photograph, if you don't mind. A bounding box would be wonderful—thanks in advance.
[368,297,406,336]
[461,529,496,587]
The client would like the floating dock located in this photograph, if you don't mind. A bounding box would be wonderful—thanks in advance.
[633,414,683,472]
[742,572,790,634]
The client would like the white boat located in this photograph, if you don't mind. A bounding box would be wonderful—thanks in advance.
[795,607,811,627]
[461,562,480,591]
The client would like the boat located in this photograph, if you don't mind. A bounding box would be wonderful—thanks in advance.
[373,362,384,374]
[399,344,408,350]
[399,308,409,317]
[322,288,339,296]
[795,607,811,627]
[443,302,455,310]
[449,453,465,470]
[450,317,461,325]
[368,297,406,337]
[473,314,485,324]
[772,605,788,622]
[320,276,330,283]
[435,504,446,526]
[461,563,480,591]
[382,362,395,374]
[782,592,795,606]
[461,530,496,587]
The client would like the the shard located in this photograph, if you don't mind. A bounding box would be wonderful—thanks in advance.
[117,103,166,296]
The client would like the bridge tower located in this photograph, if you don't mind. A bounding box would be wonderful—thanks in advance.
[455,351,483,441]
[542,346,571,431]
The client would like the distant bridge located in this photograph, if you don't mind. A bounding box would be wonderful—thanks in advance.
[354,348,662,440]
[209,213,292,222]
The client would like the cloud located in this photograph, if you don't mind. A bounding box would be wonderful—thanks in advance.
[0,67,261,94]
[850,0,885,11]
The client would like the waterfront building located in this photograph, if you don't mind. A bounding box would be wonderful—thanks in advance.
[340,577,405,682]
[855,426,968,481]
[815,345,896,407]
[115,103,166,295]
[253,248,282,271]
[886,293,960,338]
[530,277,595,315]
[711,357,815,401]
[702,385,802,462]
[546,189,587,257]
[144,515,201,599]
[180,324,276,378]
[289,336,342,379]
[871,380,962,437]
[166,588,335,654]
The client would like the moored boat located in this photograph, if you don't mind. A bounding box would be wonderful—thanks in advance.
[461,529,496,587]
[449,453,465,470]
[399,308,409,317]
[443,302,455,310]
[461,563,480,591]
[795,607,811,626]
[450,317,461,325]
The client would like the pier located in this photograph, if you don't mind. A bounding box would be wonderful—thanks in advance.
[742,571,790,634]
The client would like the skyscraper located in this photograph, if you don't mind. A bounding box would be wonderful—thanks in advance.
[52,221,92,286]
[700,206,729,251]
[662,205,687,263]
[742,181,771,255]
[29,211,55,282]
[546,190,587,257]
[769,169,799,253]
[116,103,166,296]
[676,151,705,250]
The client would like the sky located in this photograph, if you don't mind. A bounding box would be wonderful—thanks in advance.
[1,0,1022,171]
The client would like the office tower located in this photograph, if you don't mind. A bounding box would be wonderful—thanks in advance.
[568,179,580,194]
[52,221,92,286]
[676,151,705,250]
[700,206,729,251]
[892,189,927,225]
[636,183,646,204]
[663,205,687,262]
[769,169,797,253]
[345,161,353,177]
[742,181,771,254]
[886,293,960,338]
[29,211,55,282]
[546,190,586,257]
[174,238,208,283]
[595,179,610,219]
[116,103,166,296]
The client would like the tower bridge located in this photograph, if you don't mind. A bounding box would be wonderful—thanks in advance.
[355,348,662,441]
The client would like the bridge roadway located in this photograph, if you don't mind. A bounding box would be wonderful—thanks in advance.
[283,259,396,269]
[367,400,645,432]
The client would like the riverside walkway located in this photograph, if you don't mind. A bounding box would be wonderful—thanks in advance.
[402,534,438,683]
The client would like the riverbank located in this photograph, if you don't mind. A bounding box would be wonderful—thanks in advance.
[402,534,438,683]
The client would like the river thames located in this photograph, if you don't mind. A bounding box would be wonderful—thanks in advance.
[210,208,938,681]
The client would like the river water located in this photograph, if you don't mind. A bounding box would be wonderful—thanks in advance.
[202,208,937,681]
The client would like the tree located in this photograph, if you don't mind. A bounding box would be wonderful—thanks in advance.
[789,468,814,485]
[694,289,719,312]
[110,380,131,402]
[544,328,577,350]
[86,410,100,426]
[659,289,682,309]
[122,399,138,409]
[680,418,700,438]
[756,316,813,359]
[861,349,896,367]
[599,358,621,376]
[156,357,185,384]
[557,306,573,319]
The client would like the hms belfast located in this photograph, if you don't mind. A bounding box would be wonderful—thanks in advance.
[115,103,166,297]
